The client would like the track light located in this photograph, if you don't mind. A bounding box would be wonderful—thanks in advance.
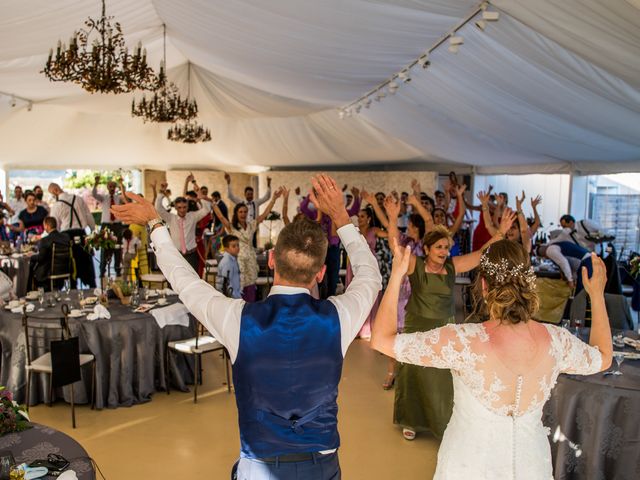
[10,95,16,107]
[363,98,372,108]
[338,110,345,119]
[418,54,430,68]
[398,70,411,83]
[476,10,499,30]
[475,20,486,31]
[388,81,399,94]
[375,91,386,101]
[27,101,33,111]
[449,35,464,46]
[355,104,362,113]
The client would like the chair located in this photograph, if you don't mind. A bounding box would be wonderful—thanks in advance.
[22,304,95,428]
[165,326,231,403]
[570,290,634,330]
[139,273,168,289]
[48,242,72,292]
[203,258,217,284]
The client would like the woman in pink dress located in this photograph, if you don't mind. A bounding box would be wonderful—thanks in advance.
[346,208,386,339]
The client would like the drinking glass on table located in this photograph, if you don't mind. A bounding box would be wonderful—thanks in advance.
[37,287,45,311]
[77,289,84,308]
[612,350,625,376]
[573,318,583,336]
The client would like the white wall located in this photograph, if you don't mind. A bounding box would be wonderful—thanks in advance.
[473,174,571,232]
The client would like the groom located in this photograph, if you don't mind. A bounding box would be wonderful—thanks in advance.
[112,174,381,479]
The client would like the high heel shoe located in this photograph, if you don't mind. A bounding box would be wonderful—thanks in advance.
[382,372,396,390]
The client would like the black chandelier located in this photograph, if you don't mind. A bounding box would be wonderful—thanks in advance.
[42,0,157,94]
[166,63,211,143]
[131,25,198,123]
[167,120,212,143]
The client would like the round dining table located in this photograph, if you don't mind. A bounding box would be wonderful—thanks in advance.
[543,330,640,479]
[0,290,198,409]
[0,423,95,479]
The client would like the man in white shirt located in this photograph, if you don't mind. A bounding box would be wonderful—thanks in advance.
[550,214,604,252]
[112,174,381,480]
[225,173,272,223]
[92,175,125,277]
[48,183,97,288]
[153,182,212,272]
[7,185,27,241]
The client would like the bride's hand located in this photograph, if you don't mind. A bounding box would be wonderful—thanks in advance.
[390,238,411,278]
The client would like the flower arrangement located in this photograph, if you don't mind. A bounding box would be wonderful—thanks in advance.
[630,255,639,279]
[0,386,31,436]
[84,226,117,252]
[111,279,134,304]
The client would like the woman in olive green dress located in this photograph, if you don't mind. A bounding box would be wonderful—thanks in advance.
[394,210,515,440]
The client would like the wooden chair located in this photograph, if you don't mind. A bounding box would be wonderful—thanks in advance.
[139,273,168,290]
[22,304,95,428]
[165,326,231,404]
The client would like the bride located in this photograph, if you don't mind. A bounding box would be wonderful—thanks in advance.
[371,238,612,479]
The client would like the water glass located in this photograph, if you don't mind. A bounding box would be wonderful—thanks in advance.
[612,351,625,376]
[573,318,583,337]
[37,287,45,311]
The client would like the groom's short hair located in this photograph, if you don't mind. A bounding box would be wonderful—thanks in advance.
[274,216,328,284]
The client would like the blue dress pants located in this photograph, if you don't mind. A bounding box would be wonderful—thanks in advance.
[232,452,340,480]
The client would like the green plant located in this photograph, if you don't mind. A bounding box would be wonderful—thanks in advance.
[112,280,134,297]
[64,169,133,190]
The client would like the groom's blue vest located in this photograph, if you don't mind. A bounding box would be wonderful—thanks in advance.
[233,293,343,459]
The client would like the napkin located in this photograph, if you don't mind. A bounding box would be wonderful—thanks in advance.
[150,302,190,328]
[86,304,111,321]
[11,303,34,313]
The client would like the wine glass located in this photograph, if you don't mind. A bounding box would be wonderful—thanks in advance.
[77,288,84,309]
[612,351,625,376]
[62,279,71,301]
[560,319,570,330]
[573,318,583,337]
[37,287,45,311]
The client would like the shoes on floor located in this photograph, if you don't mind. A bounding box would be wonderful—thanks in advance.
[402,428,416,441]
[382,372,396,390]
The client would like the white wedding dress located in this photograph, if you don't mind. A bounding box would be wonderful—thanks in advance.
[394,323,602,479]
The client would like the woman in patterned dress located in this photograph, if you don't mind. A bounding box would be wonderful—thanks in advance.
[213,188,282,302]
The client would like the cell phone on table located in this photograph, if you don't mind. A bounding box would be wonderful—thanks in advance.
[29,453,70,474]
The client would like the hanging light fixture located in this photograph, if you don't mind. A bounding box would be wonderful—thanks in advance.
[42,0,157,93]
[166,63,211,143]
[167,121,212,143]
[131,25,198,123]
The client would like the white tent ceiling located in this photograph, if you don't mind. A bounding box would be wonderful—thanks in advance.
[0,0,639,173]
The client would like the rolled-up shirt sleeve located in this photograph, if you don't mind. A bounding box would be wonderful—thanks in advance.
[328,224,382,355]
[150,226,244,362]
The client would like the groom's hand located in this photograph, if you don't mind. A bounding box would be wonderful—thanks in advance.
[309,174,350,228]
[111,192,159,225]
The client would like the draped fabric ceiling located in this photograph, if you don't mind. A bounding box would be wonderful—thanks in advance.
[0,0,639,173]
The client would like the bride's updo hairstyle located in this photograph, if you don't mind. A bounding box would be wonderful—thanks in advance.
[470,240,539,324]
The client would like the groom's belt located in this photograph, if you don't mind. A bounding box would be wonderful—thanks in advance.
[257,452,334,463]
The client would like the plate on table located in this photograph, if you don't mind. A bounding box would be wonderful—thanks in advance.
[83,296,98,305]
[621,351,640,360]
[134,304,154,313]
[145,290,158,298]
[69,310,84,318]
[25,291,39,300]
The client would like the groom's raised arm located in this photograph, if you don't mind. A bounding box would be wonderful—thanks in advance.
[112,192,245,362]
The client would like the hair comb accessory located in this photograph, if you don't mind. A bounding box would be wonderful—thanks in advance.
[480,254,536,289]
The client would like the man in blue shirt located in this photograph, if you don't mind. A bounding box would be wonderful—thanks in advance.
[216,234,241,298]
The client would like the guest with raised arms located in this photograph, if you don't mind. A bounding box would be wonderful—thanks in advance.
[112,174,381,480]
[152,180,212,272]
[92,174,125,277]
[212,188,282,302]
[391,208,516,441]
[479,189,533,254]
[372,238,611,479]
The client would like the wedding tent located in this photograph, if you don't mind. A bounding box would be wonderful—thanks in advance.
[1,0,639,173]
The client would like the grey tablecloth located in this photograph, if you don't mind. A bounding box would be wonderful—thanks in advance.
[543,333,640,479]
[0,254,31,298]
[0,423,94,479]
[0,291,198,409]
